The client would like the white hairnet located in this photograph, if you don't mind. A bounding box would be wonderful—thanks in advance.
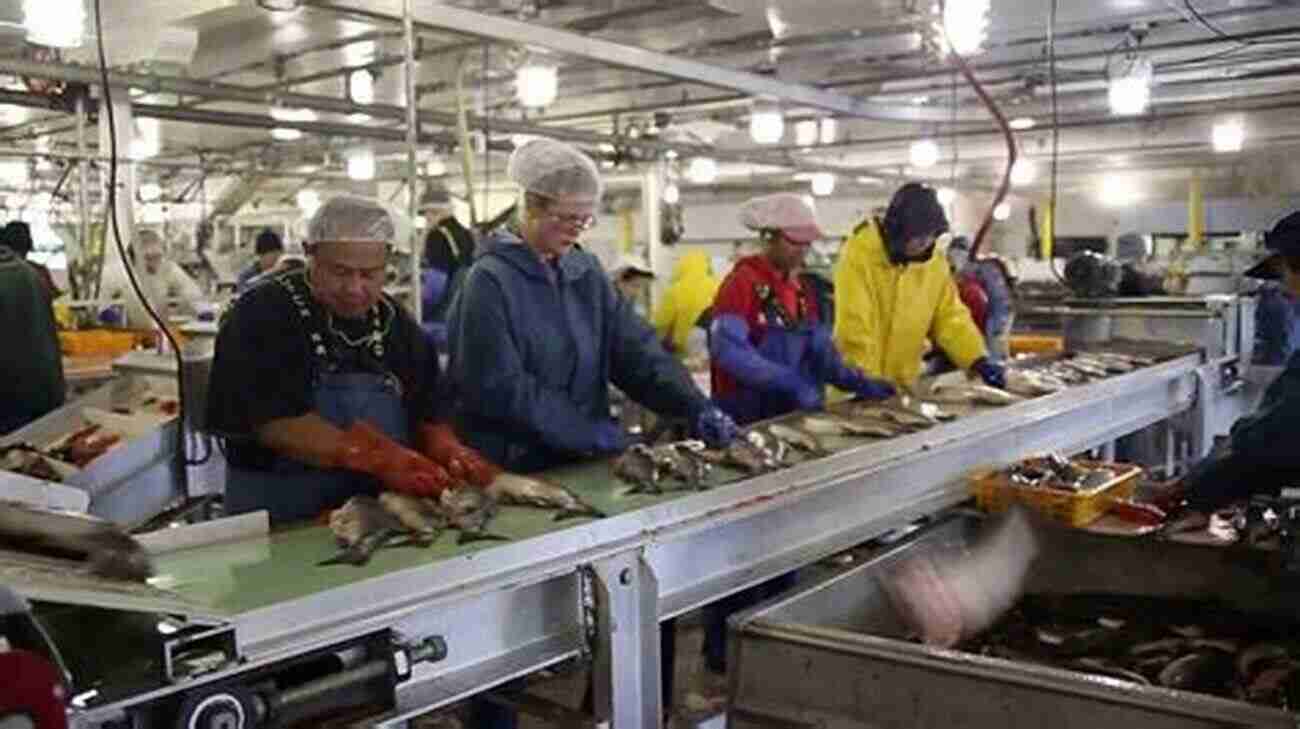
[738,192,824,243]
[507,138,603,202]
[307,194,397,245]
[134,228,164,255]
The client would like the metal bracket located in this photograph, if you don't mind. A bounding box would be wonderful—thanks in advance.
[590,551,661,729]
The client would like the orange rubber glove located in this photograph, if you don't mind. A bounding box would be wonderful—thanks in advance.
[334,420,453,497]
[418,422,501,487]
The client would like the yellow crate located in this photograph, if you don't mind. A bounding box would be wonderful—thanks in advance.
[1010,334,1064,356]
[58,330,140,357]
[971,459,1142,527]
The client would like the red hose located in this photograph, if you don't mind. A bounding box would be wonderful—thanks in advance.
[942,15,1017,260]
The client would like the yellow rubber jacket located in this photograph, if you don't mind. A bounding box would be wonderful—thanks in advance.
[832,219,986,389]
[652,251,719,357]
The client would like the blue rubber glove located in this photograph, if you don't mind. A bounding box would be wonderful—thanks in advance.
[591,421,631,455]
[99,307,121,326]
[774,371,823,411]
[694,407,739,448]
[839,368,897,401]
[971,357,1006,389]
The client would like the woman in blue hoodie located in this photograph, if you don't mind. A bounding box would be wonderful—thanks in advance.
[447,139,737,472]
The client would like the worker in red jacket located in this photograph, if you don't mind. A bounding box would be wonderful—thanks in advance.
[710,192,895,426]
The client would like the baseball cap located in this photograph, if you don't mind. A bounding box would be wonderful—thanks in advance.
[1245,211,1300,279]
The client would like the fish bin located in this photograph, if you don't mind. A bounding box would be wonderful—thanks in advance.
[728,511,1300,729]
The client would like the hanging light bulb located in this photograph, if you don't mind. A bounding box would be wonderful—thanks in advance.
[24,0,84,48]
[937,186,957,206]
[935,0,990,56]
[910,139,940,168]
[138,182,162,202]
[794,120,819,148]
[270,127,302,141]
[1212,119,1244,153]
[993,201,1011,221]
[349,69,374,105]
[810,172,836,197]
[1108,55,1153,116]
[687,157,718,184]
[516,64,558,108]
[663,182,680,204]
[346,147,375,181]
[296,189,321,215]
[1009,117,1036,130]
[425,155,447,177]
[749,105,784,145]
[1010,159,1037,187]
[819,118,838,145]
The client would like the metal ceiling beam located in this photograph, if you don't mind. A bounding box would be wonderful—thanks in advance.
[307,0,961,123]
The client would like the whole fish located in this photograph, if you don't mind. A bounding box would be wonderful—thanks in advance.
[378,492,445,544]
[486,472,605,520]
[1071,658,1151,686]
[1079,355,1134,374]
[0,500,153,581]
[648,444,710,490]
[745,429,786,468]
[1238,643,1290,679]
[885,394,950,423]
[1004,369,1067,397]
[670,441,714,487]
[322,496,408,566]
[1061,359,1110,379]
[614,444,663,494]
[801,414,899,439]
[718,438,768,475]
[928,382,1024,406]
[766,422,829,456]
[856,406,934,430]
[1158,651,1234,691]
[440,487,508,544]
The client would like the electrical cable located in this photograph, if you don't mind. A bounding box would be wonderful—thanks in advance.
[93,0,193,494]
[1047,0,1067,286]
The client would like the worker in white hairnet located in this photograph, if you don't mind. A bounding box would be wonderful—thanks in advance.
[205,195,499,526]
[611,253,655,313]
[446,139,737,726]
[99,229,203,329]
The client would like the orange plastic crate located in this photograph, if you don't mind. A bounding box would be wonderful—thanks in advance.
[1010,334,1064,356]
[58,330,140,357]
[971,459,1142,527]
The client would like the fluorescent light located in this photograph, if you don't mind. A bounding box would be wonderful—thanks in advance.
[749,107,785,145]
[349,69,374,105]
[270,127,302,141]
[1009,117,1036,130]
[687,157,718,184]
[1212,119,1244,153]
[296,189,321,214]
[138,183,162,202]
[910,139,940,168]
[346,147,375,181]
[663,182,680,204]
[269,106,318,123]
[810,172,836,197]
[347,113,371,124]
[24,0,84,48]
[936,0,990,56]
[937,186,956,206]
[130,118,161,159]
[1010,159,1036,187]
[425,156,447,177]
[819,118,838,145]
[1108,55,1153,116]
[516,64,558,108]
[794,120,819,147]
[993,201,1011,221]
[0,161,27,186]
[1098,174,1139,207]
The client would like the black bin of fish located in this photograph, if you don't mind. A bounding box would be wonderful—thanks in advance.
[728,511,1300,729]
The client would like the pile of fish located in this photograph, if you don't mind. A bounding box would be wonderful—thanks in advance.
[1005,453,1119,492]
[322,473,604,566]
[961,593,1300,709]
[1018,351,1158,388]
[0,500,152,581]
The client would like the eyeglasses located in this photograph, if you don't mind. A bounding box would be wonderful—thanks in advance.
[542,211,597,231]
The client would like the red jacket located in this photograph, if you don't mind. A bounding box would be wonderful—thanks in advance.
[710,255,820,400]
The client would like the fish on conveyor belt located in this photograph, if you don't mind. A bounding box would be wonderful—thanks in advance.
[648,443,712,490]
[1158,651,1235,692]
[613,444,664,494]
[378,491,446,544]
[0,500,153,581]
[1060,358,1110,379]
[765,422,829,456]
[1004,369,1068,397]
[1072,658,1152,686]
[855,405,934,430]
[927,382,1024,406]
[321,496,409,566]
[801,414,901,439]
[887,393,954,422]
[745,429,787,468]
[485,472,606,520]
[440,487,508,544]
[1078,354,1135,373]
[670,440,714,486]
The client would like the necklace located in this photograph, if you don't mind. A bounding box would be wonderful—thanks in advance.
[326,298,394,359]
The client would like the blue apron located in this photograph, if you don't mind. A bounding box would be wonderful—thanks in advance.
[713,283,818,426]
[224,371,412,525]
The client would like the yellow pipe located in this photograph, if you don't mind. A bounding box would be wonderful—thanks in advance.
[1187,172,1205,249]
[1039,200,1054,260]
[618,208,635,253]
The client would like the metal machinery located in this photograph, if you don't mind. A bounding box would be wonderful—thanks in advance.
[0,347,1218,729]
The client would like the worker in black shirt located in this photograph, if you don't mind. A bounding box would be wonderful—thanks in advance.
[205,195,499,525]
[419,184,476,315]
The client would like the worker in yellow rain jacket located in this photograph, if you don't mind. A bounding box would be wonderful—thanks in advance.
[652,250,719,359]
[833,182,1005,391]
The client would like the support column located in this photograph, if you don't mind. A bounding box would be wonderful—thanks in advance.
[641,162,666,311]
[403,0,422,321]
[97,90,135,268]
[74,92,92,297]
[591,551,662,729]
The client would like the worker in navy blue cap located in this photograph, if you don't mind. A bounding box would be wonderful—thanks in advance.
[1156,211,1300,515]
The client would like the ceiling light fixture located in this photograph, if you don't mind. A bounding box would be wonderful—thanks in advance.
[270,127,302,141]
[794,120,819,148]
[138,182,161,202]
[910,139,940,168]
[819,118,838,145]
[993,201,1011,221]
[1099,174,1139,207]
[1108,54,1153,116]
[663,182,680,204]
[296,189,321,214]
[0,160,28,186]
[516,63,558,109]
[936,0,990,56]
[425,155,447,177]
[270,106,318,123]
[346,147,375,181]
[1010,159,1036,187]
[687,157,718,185]
[1212,119,1244,153]
[23,0,84,48]
[749,104,784,145]
[349,69,374,105]
[1009,117,1036,130]
[810,172,836,197]
[256,0,302,10]
[937,186,956,206]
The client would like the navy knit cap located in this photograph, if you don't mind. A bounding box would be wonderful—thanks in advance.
[883,182,949,247]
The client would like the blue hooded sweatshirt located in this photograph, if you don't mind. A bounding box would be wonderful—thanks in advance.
[447,227,710,473]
